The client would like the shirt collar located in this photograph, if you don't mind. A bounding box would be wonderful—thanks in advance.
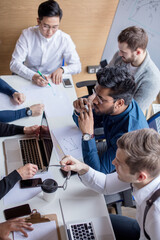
[37,27,58,42]
[133,174,160,206]
[107,100,133,121]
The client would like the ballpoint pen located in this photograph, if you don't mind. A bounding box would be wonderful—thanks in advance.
[37,70,51,87]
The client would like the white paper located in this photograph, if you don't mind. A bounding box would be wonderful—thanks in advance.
[14,221,58,240]
[3,172,53,206]
[52,126,83,160]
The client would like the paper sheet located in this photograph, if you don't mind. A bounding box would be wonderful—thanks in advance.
[52,125,83,160]
[3,172,53,206]
[14,221,58,240]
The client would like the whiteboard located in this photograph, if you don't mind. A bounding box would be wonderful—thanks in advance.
[101,0,160,69]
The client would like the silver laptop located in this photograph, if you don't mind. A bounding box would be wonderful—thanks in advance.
[59,199,115,240]
[3,112,53,174]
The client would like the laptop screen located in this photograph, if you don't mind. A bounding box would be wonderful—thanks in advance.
[39,112,53,167]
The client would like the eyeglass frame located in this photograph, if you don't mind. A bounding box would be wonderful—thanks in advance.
[92,88,115,105]
[58,170,71,191]
[40,22,59,31]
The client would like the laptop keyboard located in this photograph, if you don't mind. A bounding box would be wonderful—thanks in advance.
[20,139,42,169]
[70,222,96,240]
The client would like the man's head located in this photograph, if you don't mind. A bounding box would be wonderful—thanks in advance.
[92,66,136,115]
[118,26,148,64]
[37,0,63,39]
[113,129,160,186]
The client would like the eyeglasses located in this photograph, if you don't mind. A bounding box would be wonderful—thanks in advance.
[92,88,114,104]
[41,23,59,31]
[59,170,71,190]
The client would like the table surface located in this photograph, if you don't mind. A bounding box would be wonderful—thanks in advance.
[0,74,115,240]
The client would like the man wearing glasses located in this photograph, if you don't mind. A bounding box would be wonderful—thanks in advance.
[73,66,148,174]
[10,0,81,86]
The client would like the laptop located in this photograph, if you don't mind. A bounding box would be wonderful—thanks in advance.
[59,199,115,240]
[3,112,53,174]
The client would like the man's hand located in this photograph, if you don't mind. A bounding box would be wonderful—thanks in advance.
[49,68,63,85]
[23,125,40,136]
[32,73,49,87]
[12,92,26,105]
[78,104,94,134]
[73,98,89,113]
[17,163,38,179]
[29,104,44,116]
[0,218,33,240]
[60,155,89,175]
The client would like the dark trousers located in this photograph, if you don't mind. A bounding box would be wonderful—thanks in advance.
[110,214,140,240]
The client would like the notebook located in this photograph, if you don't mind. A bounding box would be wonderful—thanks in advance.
[59,199,115,240]
[3,112,53,174]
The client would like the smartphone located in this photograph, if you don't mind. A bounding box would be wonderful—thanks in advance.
[20,178,42,188]
[63,78,72,88]
[4,204,31,220]
[60,168,77,178]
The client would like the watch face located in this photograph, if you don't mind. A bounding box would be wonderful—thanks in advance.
[83,134,91,141]
[26,109,32,116]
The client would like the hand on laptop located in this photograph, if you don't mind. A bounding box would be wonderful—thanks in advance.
[30,104,44,116]
[23,125,40,136]
[60,155,89,175]
[0,218,33,240]
[12,92,26,105]
[17,163,38,179]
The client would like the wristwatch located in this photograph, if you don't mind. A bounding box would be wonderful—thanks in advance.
[60,67,64,73]
[82,133,94,141]
[26,107,32,116]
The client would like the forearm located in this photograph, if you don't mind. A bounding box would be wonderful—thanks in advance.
[80,168,130,195]
[0,78,16,96]
[0,170,22,199]
[10,59,35,81]
[62,62,81,75]
[82,138,101,171]
[0,109,26,122]
[0,122,24,136]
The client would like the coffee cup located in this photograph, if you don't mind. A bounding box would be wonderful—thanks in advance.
[41,179,58,202]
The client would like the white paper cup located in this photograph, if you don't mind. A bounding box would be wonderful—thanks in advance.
[41,179,58,202]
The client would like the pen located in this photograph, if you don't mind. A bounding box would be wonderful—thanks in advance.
[37,70,51,87]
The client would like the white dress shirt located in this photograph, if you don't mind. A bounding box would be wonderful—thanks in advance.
[80,168,160,240]
[10,26,81,81]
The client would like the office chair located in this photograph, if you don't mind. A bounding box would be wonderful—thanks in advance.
[147,110,160,132]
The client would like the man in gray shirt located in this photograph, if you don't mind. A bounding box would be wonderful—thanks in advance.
[108,26,160,112]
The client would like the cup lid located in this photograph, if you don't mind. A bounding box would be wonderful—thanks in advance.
[41,179,58,193]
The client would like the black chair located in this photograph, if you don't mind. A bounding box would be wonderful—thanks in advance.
[147,110,160,131]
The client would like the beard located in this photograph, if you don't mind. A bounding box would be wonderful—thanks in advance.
[93,103,115,115]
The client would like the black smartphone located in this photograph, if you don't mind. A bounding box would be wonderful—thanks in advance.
[63,78,72,88]
[60,168,77,178]
[4,204,31,220]
[20,178,42,188]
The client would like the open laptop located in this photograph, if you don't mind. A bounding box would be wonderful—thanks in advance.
[59,199,115,240]
[3,112,53,174]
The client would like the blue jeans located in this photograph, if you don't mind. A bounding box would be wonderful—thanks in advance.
[110,214,140,240]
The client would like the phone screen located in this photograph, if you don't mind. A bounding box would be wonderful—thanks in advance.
[4,204,31,220]
[20,178,42,188]
[63,78,72,88]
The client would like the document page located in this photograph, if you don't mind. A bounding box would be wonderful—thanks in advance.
[14,221,58,240]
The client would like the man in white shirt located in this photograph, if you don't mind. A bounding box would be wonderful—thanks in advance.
[61,128,160,240]
[10,0,81,86]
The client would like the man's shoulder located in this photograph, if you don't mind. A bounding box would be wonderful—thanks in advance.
[57,30,72,41]
[128,100,148,127]
[21,26,39,37]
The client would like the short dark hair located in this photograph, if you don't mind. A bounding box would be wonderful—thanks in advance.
[96,66,136,105]
[118,26,148,51]
[38,0,63,20]
[117,128,160,178]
